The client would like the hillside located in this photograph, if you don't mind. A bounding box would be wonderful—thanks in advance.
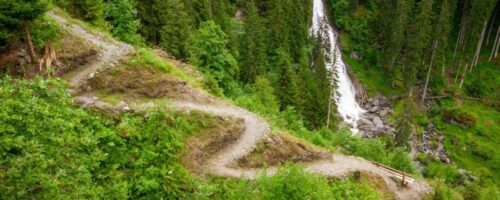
[1,0,499,199]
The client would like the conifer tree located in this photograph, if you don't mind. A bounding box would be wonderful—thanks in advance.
[136,0,168,45]
[80,0,106,26]
[405,0,434,96]
[275,48,300,111]
[379,0,413,86]
[239,0,267,83]
[0,0,48,72]
[160,0,193,59]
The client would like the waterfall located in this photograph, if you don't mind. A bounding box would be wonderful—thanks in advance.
[310,0,365,132]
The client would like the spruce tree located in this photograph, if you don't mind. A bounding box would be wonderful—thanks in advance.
[136,0,168,45]
[239,0,267,83]
[160,0,193,59]
[275,48,300,111]
[379,0,413,86]
[0,0,48,72]
[405,0,434,96]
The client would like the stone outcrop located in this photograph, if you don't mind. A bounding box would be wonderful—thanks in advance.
[416,124,451,164]
[357,93,396,138]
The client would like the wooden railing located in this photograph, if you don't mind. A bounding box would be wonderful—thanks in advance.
[371,161,414,186]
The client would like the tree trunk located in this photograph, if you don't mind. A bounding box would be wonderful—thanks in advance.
[41,43,57,76]
[454,62,462,83]
[452,14,467,62]
[459,63,469,88]
[486,9,497,45]
[470,20,488,71]
[441,56,446,75]
[490,25,500,61]
[422,40,438,102]
[23,22,38,73]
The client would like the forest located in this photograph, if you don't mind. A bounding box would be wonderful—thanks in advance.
[0,0,499,199]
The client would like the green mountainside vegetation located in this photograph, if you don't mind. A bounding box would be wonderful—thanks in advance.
[0,0,499,199]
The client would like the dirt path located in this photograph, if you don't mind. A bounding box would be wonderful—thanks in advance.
[52,13,432,200]
[48,12,135,92]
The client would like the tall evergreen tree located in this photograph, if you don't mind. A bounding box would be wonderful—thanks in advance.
[136,0,168,45]
[405,0,434,96]
[160,0,193,59]
[275,48,300,111]
[0,0,48,72]
[239,0,267,83]
[379,0,413,86]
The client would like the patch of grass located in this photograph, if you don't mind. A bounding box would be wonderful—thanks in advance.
[343,53,402,96]
[435,100,500,186]
[127,48,203,88]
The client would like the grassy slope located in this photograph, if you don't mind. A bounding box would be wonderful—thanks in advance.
[439,100,500,185]
[0,9,388,199]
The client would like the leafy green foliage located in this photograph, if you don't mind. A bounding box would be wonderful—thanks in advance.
[0,77,118,198]
[105,0,142,44]
[188,20,237,94]
[0,77,212,199]
[200,165,382,200]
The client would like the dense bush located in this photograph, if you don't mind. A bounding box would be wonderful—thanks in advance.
[201,165,381,200]
[0,77,211,199]
[423,162,463,185]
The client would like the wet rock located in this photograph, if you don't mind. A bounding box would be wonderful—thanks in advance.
[369,106,379,113]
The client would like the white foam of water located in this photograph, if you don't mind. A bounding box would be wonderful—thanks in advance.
[310,0,365,132]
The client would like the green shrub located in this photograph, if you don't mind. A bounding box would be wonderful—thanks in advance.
[204,165,382,200]
[442,107,477,127]
[0,77,211,199]
[426,180,463,200]
[423,162,463,185]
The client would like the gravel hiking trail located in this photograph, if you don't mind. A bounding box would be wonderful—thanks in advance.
[51,12,432,200]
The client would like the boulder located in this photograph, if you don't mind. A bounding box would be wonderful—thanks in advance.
[379,99,391,107]
[380,109,389,117]
[372,117,384,128]
[357,118,374,128]
[369,106,379,113]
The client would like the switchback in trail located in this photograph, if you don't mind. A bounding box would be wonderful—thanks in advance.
[49,12,432,200]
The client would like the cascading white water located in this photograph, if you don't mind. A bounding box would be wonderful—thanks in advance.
[310,0,365,132]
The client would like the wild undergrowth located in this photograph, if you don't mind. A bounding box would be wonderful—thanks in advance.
[0,77,208,199]
[0,77,385,199]
[195,165,382,200]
